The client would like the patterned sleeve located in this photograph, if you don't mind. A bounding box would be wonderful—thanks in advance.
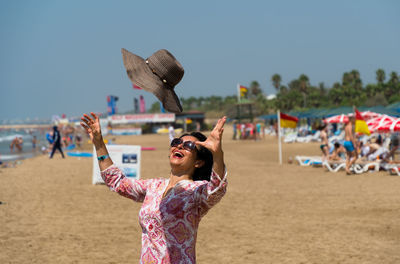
[195,169,228,217]
[100,164,149,202]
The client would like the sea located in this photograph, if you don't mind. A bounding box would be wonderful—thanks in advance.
[0,128,50,162]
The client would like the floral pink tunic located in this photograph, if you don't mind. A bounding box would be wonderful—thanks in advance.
[101,165,227,264]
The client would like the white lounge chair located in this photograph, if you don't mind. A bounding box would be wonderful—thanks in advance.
[390,166,400,176]
[381,163,400,176]
[323,160,379,174]
[323,161,346,172]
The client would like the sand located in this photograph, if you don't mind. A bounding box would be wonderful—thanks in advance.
[1,126,400,264]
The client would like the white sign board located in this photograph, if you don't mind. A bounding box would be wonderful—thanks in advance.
[109,113,175,124]
[92,145,141,184]
[110,128,142,135]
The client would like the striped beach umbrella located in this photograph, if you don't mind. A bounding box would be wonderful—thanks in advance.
[323,114,348,123]
[367,115,399,133]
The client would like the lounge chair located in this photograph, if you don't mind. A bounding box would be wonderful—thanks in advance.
[323,160,346,172]
[295,156,323,166]
[323,160,380,174]
[380,163,400,176]
[390,166,400,176]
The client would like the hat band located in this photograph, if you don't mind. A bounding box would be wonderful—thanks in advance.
[145,60,173,90]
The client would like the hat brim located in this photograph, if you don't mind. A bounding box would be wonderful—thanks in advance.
[121,48,182,113]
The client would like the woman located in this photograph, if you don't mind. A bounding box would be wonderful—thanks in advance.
[80,112,227,264]
[318,124,329,161]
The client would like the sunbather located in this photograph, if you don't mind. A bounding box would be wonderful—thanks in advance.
[329,142,346,161]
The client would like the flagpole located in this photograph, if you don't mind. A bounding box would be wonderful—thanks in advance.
[277,109,282,165]
[237,83,240,103]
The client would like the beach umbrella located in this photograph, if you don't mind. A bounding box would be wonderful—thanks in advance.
[367,115,399,133]
[374,119,400,132]
[360,111,381,120]
[323,114,348,123]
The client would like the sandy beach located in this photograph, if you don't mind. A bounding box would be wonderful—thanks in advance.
[1,126,400,264]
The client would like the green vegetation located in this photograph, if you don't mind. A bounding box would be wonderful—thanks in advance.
[149,69,400,117]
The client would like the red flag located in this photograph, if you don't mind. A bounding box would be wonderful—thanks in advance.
[139,95,146,113]
[280,113,298,128]
[354,108,371,135]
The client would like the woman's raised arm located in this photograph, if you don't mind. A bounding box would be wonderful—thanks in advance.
[196,116,226,177]
[80,112,113,171]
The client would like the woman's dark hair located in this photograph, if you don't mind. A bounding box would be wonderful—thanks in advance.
[179,132,213,181]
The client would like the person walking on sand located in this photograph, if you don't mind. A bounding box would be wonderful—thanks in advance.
[49,126,65,159]
[343,116,357,174]
[319,124,329,161]
[32,135,37,151]
[81,112,227,264]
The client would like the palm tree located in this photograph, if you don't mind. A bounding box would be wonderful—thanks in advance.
[350,69,362,91]
[389,71,399,86]
[342,72,352,86]
[250,81,262,98]
[376,69,386,84]
[299,74,309,108]
[271,74,282,93]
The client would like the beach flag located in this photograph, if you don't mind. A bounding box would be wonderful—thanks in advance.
[354,108,371,135]
[239,85,248,98]
[107,95,118,115]
[280,113,298,128]
[139,95,146,113]
[159,102,166,113]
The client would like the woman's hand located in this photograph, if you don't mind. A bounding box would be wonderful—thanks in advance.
[80,112,102,144]
[196,116,226,156]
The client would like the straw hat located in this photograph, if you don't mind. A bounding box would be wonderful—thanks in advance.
[121,48,184,113]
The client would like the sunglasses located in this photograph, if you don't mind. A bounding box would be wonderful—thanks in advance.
[170,138,197,151]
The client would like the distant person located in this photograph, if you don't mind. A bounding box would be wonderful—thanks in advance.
[49,126,65,159]
[9,137,15,152]
[344,116,357,174]
[273,122,278,138]
[237,123,241,139]
[319,124,329,161]
[10,136,23,153]
[256,122,262,140]
[75,133,82,148]
[232,121,237,140]
[168,123,175,142]
[32,135,37,150]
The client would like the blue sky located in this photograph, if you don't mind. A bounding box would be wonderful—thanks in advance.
[0,0,399,120]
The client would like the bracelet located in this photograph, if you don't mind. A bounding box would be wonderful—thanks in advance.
[97,154,109,161]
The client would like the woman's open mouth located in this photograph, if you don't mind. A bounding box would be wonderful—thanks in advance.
[172,151,184,159]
